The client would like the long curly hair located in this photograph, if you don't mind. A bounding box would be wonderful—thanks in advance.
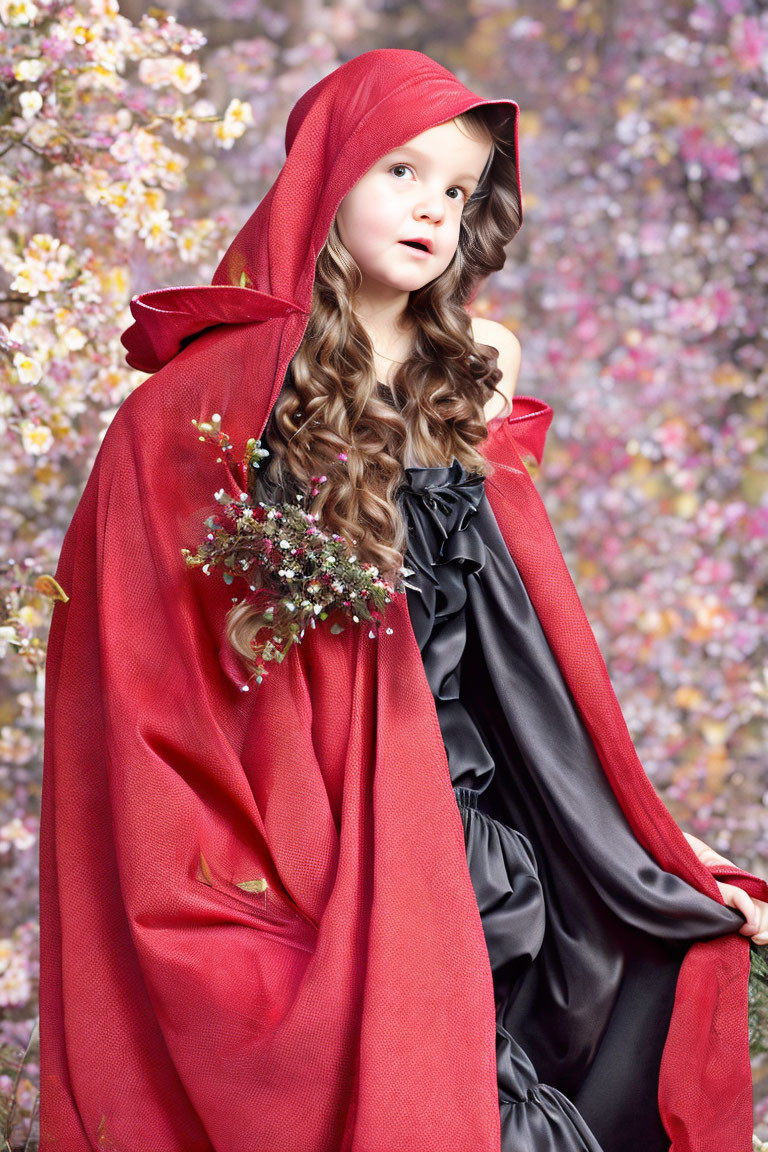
[227,105,521,662]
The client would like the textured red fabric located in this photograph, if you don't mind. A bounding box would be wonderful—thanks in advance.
[40,48,766,1152]
[490,395,553,464]
[481,420,768,1152]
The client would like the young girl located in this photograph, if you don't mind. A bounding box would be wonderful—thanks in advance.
[40,48,767,1152]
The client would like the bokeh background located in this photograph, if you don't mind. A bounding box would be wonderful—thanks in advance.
[1,0,767,1145]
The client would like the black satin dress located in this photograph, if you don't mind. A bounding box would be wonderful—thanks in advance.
[254,401,748,1152]
[392,433,747,1152]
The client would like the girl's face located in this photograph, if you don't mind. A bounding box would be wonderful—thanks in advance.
[335,118,492,303]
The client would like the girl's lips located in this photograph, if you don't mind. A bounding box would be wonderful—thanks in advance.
[398,241,431,258]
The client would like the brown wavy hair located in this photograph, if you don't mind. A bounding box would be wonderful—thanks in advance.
[227,105,522,662]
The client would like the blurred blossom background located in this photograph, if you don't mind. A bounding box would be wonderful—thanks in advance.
[1,0,767,1144]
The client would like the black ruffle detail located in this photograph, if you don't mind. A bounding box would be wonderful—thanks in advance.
[398,454,748,1152]
[399,461,497,796]
[398,460,605,1152]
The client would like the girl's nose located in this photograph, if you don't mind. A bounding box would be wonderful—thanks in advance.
[413,190,445,224]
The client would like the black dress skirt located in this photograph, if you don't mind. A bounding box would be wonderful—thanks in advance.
[253,402,750,1151]
[395,454,748,1152]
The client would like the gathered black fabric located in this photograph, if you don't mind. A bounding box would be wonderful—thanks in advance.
[394,443,747,1152]
[398,459,607,1151]
[253,387,748,1151]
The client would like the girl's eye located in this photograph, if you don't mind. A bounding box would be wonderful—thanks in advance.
[389,164,467,202]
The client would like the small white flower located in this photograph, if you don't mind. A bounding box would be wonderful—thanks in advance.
[14,58,45,82]
[61,325,87,351]
[0,626,17,658]
[19,91,43,121]
[1,0,39,27]
[20,419,52,454]
[138,208,174,251]
[0,817,34,851]
[138,57,203,95]
[213,98,253,149]
[13,353,42,385]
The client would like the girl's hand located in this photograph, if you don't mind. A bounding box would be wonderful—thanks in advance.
[683,831,768,946]
[715,881,768,946]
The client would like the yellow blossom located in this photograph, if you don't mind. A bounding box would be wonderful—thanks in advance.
[101,265,129,299]
[61,326,88,351]
[224,97,253,128]
[13,354,42,385]
[0,817,35,850]
[673,685,704,709]
[142,187,166,212]
[26,119,58,148]
[212,98,255,149]
[701,720,728,748]
[16,605,43,629]
[78,63,122,94]
[171,110,197,143]
[9,268,33,295]
[20,420,53,455]
[170,60,203,94]
[0,176,20,219]
[90,0,119,15]
[138,57,203,95]
[138,208,174,250]
[674,492,698,518]
[178,231,202,262]
[0,0,39,25]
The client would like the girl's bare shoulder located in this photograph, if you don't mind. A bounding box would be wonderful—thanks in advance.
[468,315,522,421]
[469,314,520,354]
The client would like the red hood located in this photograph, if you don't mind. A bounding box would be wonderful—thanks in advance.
[121,48,521,374]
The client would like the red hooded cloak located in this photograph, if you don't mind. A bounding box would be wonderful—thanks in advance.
[40,48,767,1152]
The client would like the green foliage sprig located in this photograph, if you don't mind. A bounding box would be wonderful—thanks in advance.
[749,938,768,1058]
[181,414,409,688]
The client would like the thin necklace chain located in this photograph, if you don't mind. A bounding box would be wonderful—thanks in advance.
[372,346,406,364]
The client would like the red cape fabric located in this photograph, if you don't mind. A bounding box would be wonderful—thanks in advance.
[40,48,766,1151]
